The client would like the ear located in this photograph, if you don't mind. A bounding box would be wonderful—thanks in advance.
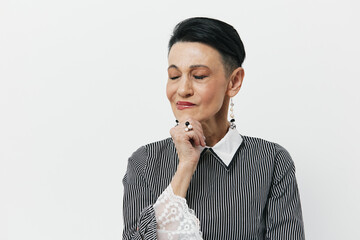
[226,67,245,97]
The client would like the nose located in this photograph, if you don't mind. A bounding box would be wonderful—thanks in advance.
[177,76,194,98]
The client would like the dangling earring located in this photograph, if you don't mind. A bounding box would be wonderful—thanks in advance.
[229,98,236,129]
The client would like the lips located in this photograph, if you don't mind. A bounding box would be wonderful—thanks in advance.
[176,101,195,110]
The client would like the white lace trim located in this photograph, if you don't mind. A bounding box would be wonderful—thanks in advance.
[153,184,203,240]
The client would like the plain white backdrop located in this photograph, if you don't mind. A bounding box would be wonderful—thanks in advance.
[1,0,359,239]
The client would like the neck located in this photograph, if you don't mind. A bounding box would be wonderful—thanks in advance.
[200,97,231,147]
[201,116,230,147]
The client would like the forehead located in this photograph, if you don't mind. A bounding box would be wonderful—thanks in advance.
[168,42,223,70]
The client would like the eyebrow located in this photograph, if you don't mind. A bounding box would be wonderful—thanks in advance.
[167,64,210,70]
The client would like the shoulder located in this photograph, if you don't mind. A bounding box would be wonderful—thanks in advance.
[241,135,287,154]
[127,137,174,172]
[143,137,174,157]
[124,138,176,189]
[241,135,291,155]
[241,135,295,172]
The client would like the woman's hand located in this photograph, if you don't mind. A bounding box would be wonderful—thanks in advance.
[170,118,206,169]
[170,118,206,197]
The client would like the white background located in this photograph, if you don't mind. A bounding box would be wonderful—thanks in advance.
[1,0,359,239]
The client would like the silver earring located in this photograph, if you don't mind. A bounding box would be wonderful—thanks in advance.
[229,98,236,129]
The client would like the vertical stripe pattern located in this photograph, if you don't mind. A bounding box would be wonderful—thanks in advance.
[122,135,305,239]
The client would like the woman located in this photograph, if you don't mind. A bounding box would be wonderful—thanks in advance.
[122,17,305,240]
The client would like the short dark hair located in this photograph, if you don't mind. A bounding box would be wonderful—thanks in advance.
[168,17,246,76]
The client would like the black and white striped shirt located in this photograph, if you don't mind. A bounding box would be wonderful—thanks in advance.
[122,131,305,239]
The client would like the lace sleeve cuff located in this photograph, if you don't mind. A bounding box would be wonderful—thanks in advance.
[153,184,203,239]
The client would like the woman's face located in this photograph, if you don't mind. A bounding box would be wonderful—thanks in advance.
[166,42,230,123]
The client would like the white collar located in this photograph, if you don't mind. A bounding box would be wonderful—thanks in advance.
[203,127,243,167]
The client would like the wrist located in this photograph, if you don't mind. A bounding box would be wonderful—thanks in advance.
[171,162,196,198]
[177,161,197,175]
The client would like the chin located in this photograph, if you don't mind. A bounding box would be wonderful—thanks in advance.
[175,113,200,122]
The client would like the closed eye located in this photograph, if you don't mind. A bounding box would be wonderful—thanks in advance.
[170,76,180,80]
[194,75,207,80]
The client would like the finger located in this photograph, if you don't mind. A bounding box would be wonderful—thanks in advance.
[169,127,178,140]
[200,134,206,147]
[195,126,205,146]
[183,119,204,136]
[170,127,187,144]
[176,120,204,146]
[187,130,201,147]
[191,128,205,147]
[186,121,205,146]
[178,118,206,147]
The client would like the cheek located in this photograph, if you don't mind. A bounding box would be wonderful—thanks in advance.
[201,84,224,105]
[166,82,175,101]
[199,83,227,115]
